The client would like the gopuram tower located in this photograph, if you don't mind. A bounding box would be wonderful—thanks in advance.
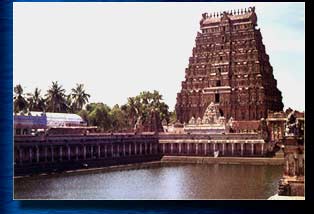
[175,7,283,123]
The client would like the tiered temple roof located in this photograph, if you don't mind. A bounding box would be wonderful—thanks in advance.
[175,7,283,123]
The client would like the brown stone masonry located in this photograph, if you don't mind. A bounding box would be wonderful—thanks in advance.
[175,7,283,122]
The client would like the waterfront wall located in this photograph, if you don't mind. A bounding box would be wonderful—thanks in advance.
[161,156,284,165]
[14,133,270,175]
[159,133,267,157]
[14,134,161,175]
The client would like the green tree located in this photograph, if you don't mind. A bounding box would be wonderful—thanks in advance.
[124,90,170,127]
[125,97,141,127]
[14,84,28,113]
[78,109,89,124]
[71,84,90,112]
[65,94,75,113]
[45,81,67,112]
[78,91,170,132]
[86,103,112,131]
[169,111,177,124]
[27,88,46,112]
[109,104,129,131]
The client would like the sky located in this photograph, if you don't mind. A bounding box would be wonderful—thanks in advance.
[13,2,305,112]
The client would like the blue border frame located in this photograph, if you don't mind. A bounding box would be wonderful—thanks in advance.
[0,1,309,213]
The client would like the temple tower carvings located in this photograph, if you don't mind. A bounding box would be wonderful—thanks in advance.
[175,7,283,122]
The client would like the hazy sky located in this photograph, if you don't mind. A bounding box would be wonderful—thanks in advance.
[13,2,305,111]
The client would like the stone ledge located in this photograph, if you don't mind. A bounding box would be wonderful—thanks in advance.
[161,156,284,165]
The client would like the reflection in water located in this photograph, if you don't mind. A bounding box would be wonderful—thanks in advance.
[14,164,282,199]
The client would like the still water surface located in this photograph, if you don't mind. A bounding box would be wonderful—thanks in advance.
[14,164,282,199]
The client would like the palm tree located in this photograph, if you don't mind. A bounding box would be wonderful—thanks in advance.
[27,88,46,112]
[65,94,76,113]
[71,83,90,112]
[45,81,67,112]
[13,84,28,113]
[126,97,141,126]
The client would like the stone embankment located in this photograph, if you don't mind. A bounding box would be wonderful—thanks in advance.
[161,156,284,165]
[14,133,282,176]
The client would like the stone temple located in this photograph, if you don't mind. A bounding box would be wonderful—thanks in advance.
[175,7,283,123]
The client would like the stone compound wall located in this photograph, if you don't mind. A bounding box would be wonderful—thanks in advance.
[159,133,266,157]
[14,134,161,175]
[14,133,269,175]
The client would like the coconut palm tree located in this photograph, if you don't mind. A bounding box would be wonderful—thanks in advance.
[71,83,90,112]
[126,97,141,126]
[45,81,67,112]
[13,84,28,113]
[27,88,46,112]
[65,94,75,113]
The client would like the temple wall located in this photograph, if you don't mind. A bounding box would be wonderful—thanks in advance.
[14,134,161,175]
[158,133,266,157]
[14,133,269,175]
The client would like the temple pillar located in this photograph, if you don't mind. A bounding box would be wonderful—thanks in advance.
[29,147,32,163]
[117,144,120,157]
[91,145,94,159]
[129,144,131,156]
[44,146,48,162]
[261,144,264,156]
[67,146,71,161]
[83,145,86,160]
[98,144,101,158]
[123,143,126,156]
[187,143,190,155]
[51,146,54,162]
[150,143,153,154]
[19,147,23,164]
[144,143,147,155]
[179,143,182,154]
[111,144,114,157]
[36,146,40,163]
[231,143,234,156]
[251,143,254,156]
[170,143,173,154]
[76,146,79,160]
[213,143,216,153]
[140,143,142,155]
[104,145,107,157]
[204,143,207,155]
[162,143,166,154]
[241,143,244,156]
[59,146,63,161]
[196,144,198,155]
[222,143,225,156]
[134,143,137,155]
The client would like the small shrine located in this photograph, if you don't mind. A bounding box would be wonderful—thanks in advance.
[184,102,227,134]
